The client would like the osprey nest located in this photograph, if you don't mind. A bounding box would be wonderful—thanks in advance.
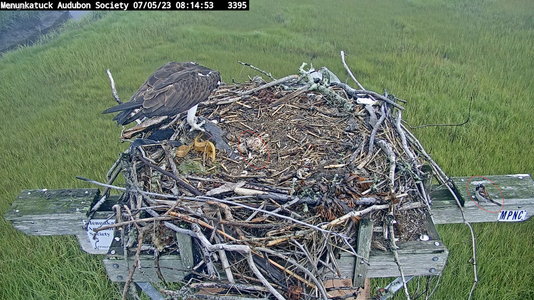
[92,63,439,299]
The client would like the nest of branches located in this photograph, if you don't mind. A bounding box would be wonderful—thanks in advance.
[93,63,437,300]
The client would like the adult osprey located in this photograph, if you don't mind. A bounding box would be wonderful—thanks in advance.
[103,61,221,131]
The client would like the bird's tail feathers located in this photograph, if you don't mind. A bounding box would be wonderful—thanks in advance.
[102,101,143,114]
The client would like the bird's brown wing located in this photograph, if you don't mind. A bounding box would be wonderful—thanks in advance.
[130,62,199,104]
[140,67,220,118]
[107,62,200,124]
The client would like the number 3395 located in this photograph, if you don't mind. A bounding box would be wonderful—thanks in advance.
[228,1,247,9]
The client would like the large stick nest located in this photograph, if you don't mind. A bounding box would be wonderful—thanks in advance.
[104,64,435,299]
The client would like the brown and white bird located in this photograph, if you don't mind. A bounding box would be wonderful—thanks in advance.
[103,61,221,131]
[474,184,501,206]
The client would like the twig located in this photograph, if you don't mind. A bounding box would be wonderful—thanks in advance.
[196,196,347,238]
[401,125,478,299]
[214,235,235,283]
[137,155,202,196]
[191,224,285,300]
[340,50,365,90]
[106,68,122,104]
[88,157,122,217]
[333,82,405,110]
[387,214,411,300]
[322,204,390,228]
[168,211,237,242]
[189,282,268,292]
[93,216,175,232]
[238,61,276,81]
[121,216,144,300]
[368,104,387,155]
[256,247,329,300]
[377,140,396,191]
[240,75,299,96]
[395,110,416,162]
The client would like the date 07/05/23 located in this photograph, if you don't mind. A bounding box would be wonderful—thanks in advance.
[130,1,249,10]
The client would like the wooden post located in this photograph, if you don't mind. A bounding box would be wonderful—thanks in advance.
[354,218,373,287]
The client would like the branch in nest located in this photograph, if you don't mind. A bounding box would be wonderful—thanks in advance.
[333,82,405,110]
[321,204,390,228]
[191,224,285,300]
[238,61,276,81]
[377,139,396,191]
[256,247,329,300]
[106,68,122,104]
[239,75,299,96]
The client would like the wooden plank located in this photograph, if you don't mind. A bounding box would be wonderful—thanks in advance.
[338,240,448,278]
[431,174,534,224]
[103,255,187,282]
[353,218,373,287]
[4,188,99,236]
[176,232,195,270]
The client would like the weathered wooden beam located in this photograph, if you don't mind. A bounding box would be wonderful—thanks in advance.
[4,189,99,235]
[339,240,448,278]
[4,188,115,254]
[103,255,188,282]
[176,231,195,270]
[431,174,534,224]
[353,218,373,287]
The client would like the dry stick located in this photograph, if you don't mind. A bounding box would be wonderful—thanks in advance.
[370,104,388,154]
[322,204,390,228]
[191,224,285,300]
[256,247,329,300]
[238,61,276,81]
[137,155,202,196]
[401,124,478,299]
[214,234,235,283]
[239,74,299,96]
[365,104,378,128]
[387,214,411,300]
[88,157,122,217]
[340,50,365,90]
[168,211,237,242]
[334,82,405,110]
[121,209,144,300]
[195,196,355,243]
[236,229,311,245]
[163,144,181,181]
[77,176,367,258]
[195,197,369,262]
[189,281,268,292]
[93,216,175,232]
[394,110,416,162]
[77,176,178,199]
[106,68,122,104]
[78,176,257,204]
[205,200,246,239]
[377,140,396,191]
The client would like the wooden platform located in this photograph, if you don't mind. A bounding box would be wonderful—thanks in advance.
[430,174,533,224]
[4,174,533,287]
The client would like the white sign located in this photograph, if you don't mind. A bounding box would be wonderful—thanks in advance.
[497,210,528,222]
[84,219,115,251]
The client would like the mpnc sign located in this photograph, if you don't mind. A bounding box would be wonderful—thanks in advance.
[497,210,528,222]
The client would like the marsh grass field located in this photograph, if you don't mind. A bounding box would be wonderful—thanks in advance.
[0,0,533,299]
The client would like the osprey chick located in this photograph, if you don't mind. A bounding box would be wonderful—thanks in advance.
[103,61,221,131]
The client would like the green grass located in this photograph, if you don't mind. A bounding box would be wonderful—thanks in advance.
[0,11,44,31]
[0,0,533,299]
